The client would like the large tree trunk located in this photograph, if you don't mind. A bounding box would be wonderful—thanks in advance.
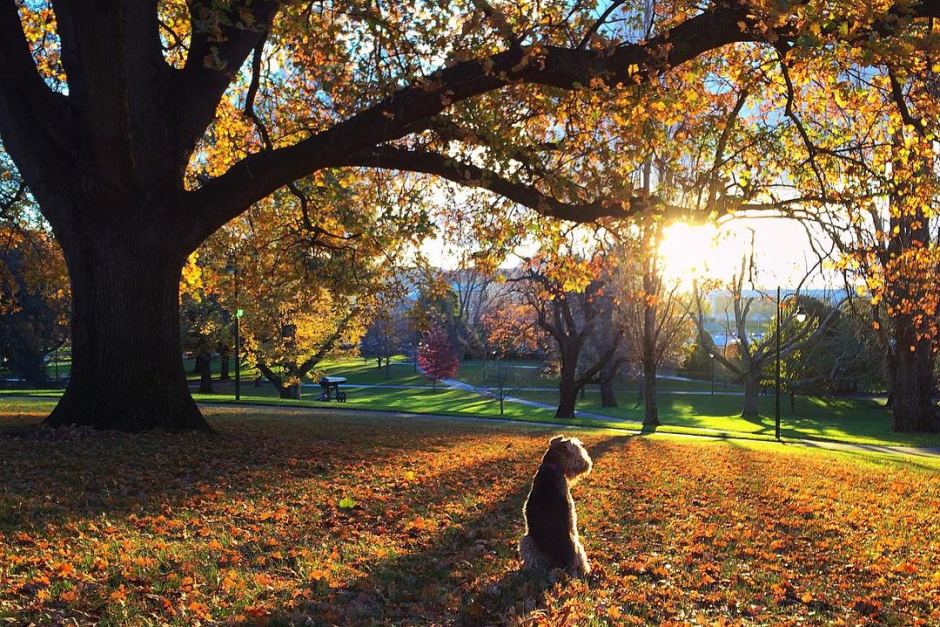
[45,238,209,432]
[642,363,659,428]
[892,338,938,432]
[741,372,761,420]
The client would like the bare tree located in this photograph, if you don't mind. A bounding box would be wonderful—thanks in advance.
[691,255,839,420]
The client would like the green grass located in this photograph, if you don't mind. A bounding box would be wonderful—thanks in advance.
[194,386,558,422]
[509,387,939,447]
[4,354,937,449]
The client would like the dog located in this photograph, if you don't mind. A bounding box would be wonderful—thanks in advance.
[519,435,593,577]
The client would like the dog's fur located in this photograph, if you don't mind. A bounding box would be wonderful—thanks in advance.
[519,435,593,576]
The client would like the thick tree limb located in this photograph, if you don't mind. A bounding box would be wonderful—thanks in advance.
[171,0,280,156]
[0,0,76,195]
[191,4,761,220]
[336,146,640,221]
[191,1,940,228]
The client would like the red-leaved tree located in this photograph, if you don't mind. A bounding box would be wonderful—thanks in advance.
[418,327,459,390]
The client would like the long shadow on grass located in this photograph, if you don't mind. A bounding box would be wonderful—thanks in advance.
[0,408,522,533]
[273,436,634,626]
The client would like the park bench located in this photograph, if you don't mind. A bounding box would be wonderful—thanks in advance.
[317,376,348,402]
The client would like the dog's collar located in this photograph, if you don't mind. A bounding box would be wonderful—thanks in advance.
[540,461,565,476]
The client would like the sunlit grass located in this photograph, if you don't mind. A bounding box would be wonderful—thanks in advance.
[1,404,937,625]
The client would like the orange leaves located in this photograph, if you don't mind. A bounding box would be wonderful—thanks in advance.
[1,406,938,624]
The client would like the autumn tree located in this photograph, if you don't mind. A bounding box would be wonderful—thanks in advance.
[360,288,413,378]
[618,226,692,426]
[194,172,412,400]
[2,1,937,430]
[418,326,459,389]
[0,225,69,383]
[514,255,623,419]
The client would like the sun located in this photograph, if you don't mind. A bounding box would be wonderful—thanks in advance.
[657,222,722,290]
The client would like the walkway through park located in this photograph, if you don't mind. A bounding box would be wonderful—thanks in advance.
[199,400,940,459]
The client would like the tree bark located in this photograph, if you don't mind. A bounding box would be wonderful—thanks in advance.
[556,359,578,419]
[556,383,577,419]
[45,238,210,432]
[600,379,617,407]
[642,365,659,427]
[741,372,761,420]
[891,338,938,432]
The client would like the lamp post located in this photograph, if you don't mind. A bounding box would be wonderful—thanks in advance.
[228,250,242,402]
[708,352,715,396]
[775,286,807,440]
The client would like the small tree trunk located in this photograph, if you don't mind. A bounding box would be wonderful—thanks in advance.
[219,347,231,380]
[555,359,579,419]
[741,372,761,420]
[280,383,301,400]
[46,236,209,431]
[556,385,577,419]
[892,338,938,432]
[385,356,391,378]
[197,351,214,394]
[600,379,617,407]
[642,364,659,428]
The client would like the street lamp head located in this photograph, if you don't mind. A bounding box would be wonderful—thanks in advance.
[795,307,807,323]
[708,352,715,359]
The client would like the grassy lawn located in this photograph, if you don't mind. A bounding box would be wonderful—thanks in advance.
[1,401,937,625]
[510,388,940,448]
[5,355,935,448]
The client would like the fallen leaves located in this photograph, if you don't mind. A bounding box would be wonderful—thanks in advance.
[0,404,938,625]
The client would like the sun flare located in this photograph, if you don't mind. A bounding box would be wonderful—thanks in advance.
[657,222,722,290]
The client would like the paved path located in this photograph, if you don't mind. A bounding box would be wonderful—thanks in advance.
[195,399,940,459]
[3,392,936,458]
[440,377,619,421]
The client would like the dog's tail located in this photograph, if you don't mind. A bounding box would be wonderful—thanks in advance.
[519,534,545,571]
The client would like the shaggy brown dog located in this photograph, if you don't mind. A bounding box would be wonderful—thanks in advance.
[519,435,593,576]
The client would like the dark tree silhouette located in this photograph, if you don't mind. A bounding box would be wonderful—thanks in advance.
[0,2,935,430]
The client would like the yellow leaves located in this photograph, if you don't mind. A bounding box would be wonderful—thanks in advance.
[2,408,939,624]
[180,252,204,300]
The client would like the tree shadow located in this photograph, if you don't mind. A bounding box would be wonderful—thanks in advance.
[0,407,522,534]
[270,435,634,626]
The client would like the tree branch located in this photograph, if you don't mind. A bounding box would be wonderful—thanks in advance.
[190,4,761,221]
[170,0,279,155]
[337,146,647,221]
[0,0,76,195]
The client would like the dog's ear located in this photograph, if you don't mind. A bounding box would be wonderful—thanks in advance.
[550,435,565,445]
